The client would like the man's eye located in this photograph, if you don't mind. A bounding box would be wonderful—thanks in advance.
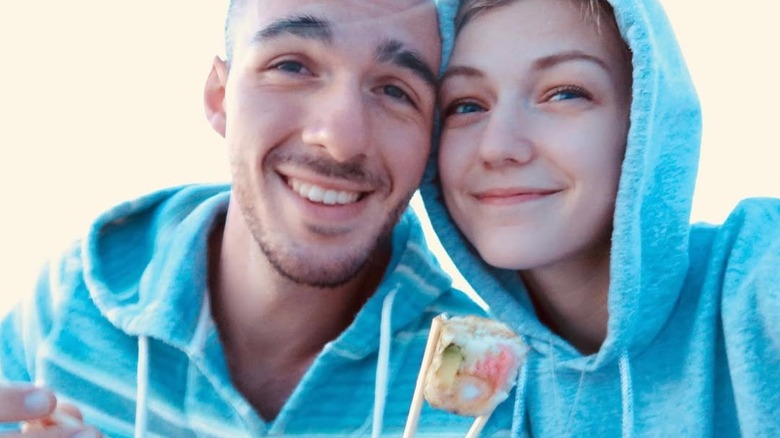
[382,85,411,102]
[445,101,485,116]
[271,60,309,74]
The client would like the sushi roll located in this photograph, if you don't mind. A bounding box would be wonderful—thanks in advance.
[423,315,528,416]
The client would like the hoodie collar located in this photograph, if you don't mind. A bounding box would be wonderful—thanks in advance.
[83,185,452,359]
[322,209,453,360]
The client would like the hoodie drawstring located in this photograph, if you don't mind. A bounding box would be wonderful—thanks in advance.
[372,289,398,438]
[135,335,150,438]
[511,353,531,437]
[619,353,634,438]
[511,349,634,437]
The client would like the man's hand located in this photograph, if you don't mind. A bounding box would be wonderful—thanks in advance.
[0,384,102,437]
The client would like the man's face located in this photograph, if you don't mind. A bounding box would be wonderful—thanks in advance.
[207,0,440,287]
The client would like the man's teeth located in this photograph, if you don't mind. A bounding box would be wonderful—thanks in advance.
[289,179,360,205]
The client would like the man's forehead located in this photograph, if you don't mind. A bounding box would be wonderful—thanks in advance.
[231,0,441,68]
[244,0,437,32]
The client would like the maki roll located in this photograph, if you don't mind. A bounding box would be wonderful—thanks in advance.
[423,315,528,416]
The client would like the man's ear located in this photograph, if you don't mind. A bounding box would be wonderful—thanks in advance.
[204,56,229,137]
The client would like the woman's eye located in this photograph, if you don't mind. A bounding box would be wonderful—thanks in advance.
[547,86,591,102]
[445,101,485,116]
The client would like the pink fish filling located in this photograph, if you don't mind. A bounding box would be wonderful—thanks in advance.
[472,345,519,390]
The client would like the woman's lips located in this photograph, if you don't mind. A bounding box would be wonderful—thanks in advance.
[473,188,561,204]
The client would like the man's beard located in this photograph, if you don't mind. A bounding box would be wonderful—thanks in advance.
[232,151,414,288]
[243,196,410,288]
[261,226,382,288]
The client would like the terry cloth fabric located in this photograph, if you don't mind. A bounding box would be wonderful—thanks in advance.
[423,0,780,436]
[0,184,491,437]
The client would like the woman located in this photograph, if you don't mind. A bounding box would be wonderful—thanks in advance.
[422,0,780,435]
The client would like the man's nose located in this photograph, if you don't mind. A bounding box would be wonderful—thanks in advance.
[301,79,370,162]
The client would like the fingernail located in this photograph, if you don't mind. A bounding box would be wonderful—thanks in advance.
[23,389,52,415]
[72,430,99,438]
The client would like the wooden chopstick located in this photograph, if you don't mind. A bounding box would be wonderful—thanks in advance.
[465,413,491,438]
[402,315,444,438]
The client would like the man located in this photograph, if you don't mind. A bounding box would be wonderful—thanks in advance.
[0,0,486,436]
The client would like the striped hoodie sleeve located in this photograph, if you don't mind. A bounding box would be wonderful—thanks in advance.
[1,244,73,388]
[0,260,56,431]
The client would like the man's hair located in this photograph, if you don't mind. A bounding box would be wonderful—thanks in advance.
[225,0,245,66]
[454,0,619,36]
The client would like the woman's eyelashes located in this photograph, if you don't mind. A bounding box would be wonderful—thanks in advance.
[440,83,593,118]
[443,99,486,117]
[543,85,593,102]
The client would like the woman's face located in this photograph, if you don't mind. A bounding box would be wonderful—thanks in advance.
[438,0,632,271]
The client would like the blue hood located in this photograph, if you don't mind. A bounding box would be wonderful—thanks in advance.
[427,0,701,368]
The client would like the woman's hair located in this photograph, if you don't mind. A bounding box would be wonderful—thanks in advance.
[454,0,619,36]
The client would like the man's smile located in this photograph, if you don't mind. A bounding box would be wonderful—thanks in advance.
[287,177,361,205]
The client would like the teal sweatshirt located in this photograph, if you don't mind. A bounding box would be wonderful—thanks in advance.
[422,0,780,436]
[0,184,491,437]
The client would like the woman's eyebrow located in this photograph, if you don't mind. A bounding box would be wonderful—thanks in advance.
[440,65,484,84]
[533,50,609,73]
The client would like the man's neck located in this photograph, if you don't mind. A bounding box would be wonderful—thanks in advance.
[206,210,390,420]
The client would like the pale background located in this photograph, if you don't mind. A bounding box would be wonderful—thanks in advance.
[1,1,778,315]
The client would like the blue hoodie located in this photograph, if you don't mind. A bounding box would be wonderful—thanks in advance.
[0,184,491,437]
[423,0,780,436]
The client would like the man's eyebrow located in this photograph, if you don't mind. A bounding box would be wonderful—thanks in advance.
[253,15,333,44]
[440,65,484,83]
[533,50,610,72]
[376,39,437,89]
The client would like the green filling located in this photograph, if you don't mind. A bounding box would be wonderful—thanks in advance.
[438,344,464,388]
